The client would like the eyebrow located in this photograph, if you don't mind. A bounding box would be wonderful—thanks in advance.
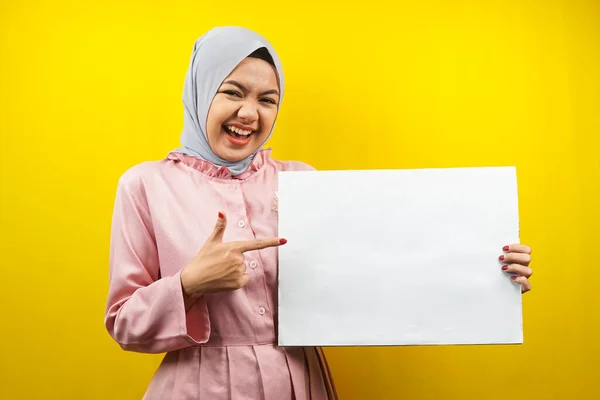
[223,80,279,96]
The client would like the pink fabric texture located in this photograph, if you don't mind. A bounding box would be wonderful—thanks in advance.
[105,149,335,399]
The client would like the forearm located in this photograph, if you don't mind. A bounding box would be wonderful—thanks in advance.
[106,270,210,353]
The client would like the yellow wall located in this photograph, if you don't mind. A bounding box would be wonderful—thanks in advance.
[1,0,598,399]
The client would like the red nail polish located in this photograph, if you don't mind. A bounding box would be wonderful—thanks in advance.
[510,276,517,280]
[499,255,505,261]
[503,245,510,252]
[279,238,287,244]
[218,212,224,219]
[501,266,508,271]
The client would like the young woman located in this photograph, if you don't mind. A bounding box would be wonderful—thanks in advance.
[104,26,533,400]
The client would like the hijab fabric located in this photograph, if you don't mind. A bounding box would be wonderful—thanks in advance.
[173,26,285,176]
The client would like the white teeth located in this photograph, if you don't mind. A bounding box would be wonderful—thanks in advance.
[227,125,253,136]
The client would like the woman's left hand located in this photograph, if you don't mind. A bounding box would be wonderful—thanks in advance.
[500,244,533,294]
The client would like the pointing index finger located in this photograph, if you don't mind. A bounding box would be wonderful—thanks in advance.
[233,238,287,253]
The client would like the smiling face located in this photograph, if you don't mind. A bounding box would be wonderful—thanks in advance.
[205,56,280,162]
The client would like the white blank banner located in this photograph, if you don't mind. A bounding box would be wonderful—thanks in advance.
[277,167,522,346]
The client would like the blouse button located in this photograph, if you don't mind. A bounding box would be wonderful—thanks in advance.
[250,261,258,269]
[258,306,266,315]
[238,220,245,228]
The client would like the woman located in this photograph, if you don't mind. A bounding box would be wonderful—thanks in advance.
[104,26,534,400]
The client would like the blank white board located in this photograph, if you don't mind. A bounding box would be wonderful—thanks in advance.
[277,167,522,346]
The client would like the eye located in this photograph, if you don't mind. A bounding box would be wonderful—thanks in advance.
[261,98,277,105]
[222,90,242,97]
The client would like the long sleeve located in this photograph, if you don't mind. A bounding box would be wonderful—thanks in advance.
[104,173,210,354]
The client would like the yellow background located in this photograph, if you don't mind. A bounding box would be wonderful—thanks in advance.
[1,0,598,399]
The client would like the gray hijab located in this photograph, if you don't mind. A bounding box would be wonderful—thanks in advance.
[173,26,285,176]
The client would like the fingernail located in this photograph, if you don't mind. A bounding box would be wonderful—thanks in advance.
[501,266,508,271]
[279,238,287,244]
[218,212,224,219]
[510,276,517,280]
[499,255,505,261]
[503,245,510,252]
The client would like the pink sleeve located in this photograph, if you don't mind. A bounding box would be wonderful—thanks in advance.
[280,160,317,172]
[104,174,210,354]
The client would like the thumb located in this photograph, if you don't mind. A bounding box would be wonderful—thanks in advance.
[207,211,227,243]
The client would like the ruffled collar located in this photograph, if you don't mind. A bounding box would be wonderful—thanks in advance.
[166,148,272,180]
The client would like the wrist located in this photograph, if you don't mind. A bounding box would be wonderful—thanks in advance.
[180,267,205,305]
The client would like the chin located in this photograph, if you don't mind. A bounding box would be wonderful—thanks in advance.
[222,152,250,162]
[218,146,257,162]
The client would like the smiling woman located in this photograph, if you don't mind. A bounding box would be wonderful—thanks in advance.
[103,27,338,400]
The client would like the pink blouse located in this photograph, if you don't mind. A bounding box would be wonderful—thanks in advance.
[104,149,337,399]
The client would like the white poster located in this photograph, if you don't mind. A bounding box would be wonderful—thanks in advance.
[277,167,522,346]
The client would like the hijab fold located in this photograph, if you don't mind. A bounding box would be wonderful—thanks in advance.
[172,26,285,176]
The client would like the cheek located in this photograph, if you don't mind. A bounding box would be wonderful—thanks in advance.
[206,117,220,139]
[259,109,278,134]
[206,101,228,137]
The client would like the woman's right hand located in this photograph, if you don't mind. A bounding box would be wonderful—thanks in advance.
[180,212,286,308]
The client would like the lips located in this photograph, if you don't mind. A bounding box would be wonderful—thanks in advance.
[223,124,254,146]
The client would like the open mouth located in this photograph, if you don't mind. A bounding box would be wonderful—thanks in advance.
[223,124,255,146]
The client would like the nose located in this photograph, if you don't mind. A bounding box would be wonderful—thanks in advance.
[237,100,259,123]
